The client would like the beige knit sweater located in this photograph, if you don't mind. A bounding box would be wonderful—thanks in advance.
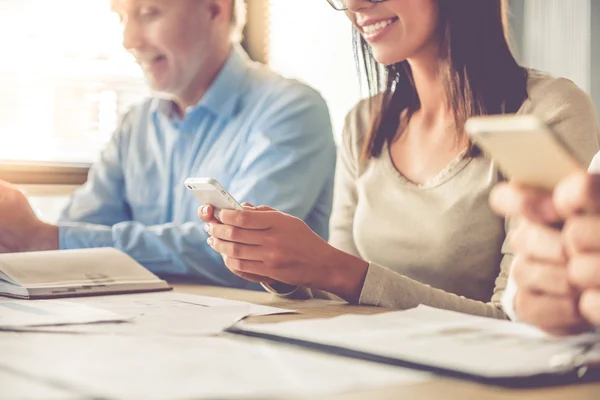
[278,71,600,319]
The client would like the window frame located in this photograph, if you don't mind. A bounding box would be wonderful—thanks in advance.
[0,161,90,185]
[1,1,267,185]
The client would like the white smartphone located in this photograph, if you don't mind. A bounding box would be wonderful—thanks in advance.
[465,115,585,190]
[184,178,244,211]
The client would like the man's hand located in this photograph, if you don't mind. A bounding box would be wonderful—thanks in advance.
[490,172,600,333]
[490,183,590,335]
[0,181,58,253]
[555,173,600,326]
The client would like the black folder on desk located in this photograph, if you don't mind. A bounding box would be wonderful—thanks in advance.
[227,306,600,388]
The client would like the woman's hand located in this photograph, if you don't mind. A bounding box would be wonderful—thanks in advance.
[199,204,275,284]
[198,204,369,302]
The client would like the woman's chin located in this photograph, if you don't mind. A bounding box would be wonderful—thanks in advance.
[371,49,408,67]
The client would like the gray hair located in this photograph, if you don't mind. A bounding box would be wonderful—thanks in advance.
[230,0,247,43]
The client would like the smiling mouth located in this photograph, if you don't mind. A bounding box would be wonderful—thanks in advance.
[138,55,166,69]
[361,16,399,38]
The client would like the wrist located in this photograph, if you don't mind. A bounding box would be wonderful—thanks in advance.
[320,246,369,303]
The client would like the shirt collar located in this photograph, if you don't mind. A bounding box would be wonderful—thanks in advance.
[151,45,250,121]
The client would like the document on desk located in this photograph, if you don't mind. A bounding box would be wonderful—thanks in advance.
[0,367,82,400]
[152,292,294,316]
[0,299,125,328]
[231,305,600,385]
[0,333,429,400]
[14,292,293,336]
[64,291,293,317]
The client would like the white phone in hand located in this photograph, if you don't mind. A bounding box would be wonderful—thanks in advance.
[184,178,244,211]
[465,115,585,190]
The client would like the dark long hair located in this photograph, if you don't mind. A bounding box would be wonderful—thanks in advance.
[356,0,528,159]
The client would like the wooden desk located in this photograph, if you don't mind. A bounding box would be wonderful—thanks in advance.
[176,284,600,400]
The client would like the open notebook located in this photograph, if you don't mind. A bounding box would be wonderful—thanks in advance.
[0,248,170,299]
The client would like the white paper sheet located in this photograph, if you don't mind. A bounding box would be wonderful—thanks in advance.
[236,305,600,378]
[0,299,125,328]
[0,333,429,400]
[48,291,294,316]
[12,292,293,336]
[139,291,295,316]
[0,367,82,400]
[18,305,252,337]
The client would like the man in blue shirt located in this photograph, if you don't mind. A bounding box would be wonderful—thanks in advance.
[0,0,335,289]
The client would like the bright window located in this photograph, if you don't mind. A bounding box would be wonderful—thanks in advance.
[0,0,147,164]
[268,0,362,142]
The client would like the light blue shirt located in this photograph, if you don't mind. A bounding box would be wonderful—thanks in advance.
[58,46,336,289]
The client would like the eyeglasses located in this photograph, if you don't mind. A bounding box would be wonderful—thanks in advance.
[326,0,388,11]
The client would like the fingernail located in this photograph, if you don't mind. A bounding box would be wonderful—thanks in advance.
[201,205,208,215]
[207,237,213,246]
[204,224,210,233]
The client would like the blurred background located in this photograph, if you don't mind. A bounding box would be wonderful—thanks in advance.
[0,0,598,219]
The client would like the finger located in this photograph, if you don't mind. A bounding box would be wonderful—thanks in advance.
[511,256,572,296]
[579,290,600,326]
[554,172,600,217]
[237,272,276,284]
[240,203,276,212]
[568,254,600,289]
[218,209,276,229]
[563,216,600,254]
[252,205,277,211]
[490,183,560,224]
[222,255,275,283]
[207,237,263,261]
[226,266,273,283]
[0,180,17,189]
[198,205,219,223]
[510,220,566,263]
[515,290,588,335]
[206,223,262,245]
[221,256,275,284]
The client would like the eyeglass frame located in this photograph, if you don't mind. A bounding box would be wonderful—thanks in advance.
[326,0,388,12]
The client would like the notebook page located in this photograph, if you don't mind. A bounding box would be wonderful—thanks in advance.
[0,248,165,288]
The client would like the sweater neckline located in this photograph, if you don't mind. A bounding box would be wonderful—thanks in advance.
[381,143,472,189]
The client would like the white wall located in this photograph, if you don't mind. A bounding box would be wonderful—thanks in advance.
[268,0,363,142]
